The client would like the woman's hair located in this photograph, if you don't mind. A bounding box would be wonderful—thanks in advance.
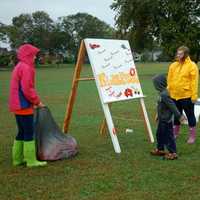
[177,46,190,59]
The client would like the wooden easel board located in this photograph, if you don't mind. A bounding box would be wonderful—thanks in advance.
[63,39,154,154]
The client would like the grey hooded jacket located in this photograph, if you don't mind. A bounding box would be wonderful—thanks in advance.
[152,74,181,122]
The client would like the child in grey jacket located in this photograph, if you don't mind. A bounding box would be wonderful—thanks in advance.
[151,74,185,160]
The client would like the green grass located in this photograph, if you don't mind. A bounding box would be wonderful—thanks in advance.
[1,63,200,200]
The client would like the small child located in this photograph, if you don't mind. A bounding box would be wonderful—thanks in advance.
[151,74,185,160]
[9,44,47,167]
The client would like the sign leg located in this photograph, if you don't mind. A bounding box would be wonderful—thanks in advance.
[139,98,154,143]
[101,103,121,153]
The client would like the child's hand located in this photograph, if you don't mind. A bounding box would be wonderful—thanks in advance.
[179,115,186,123]
[34,102,45,109]
[38,102,45,108]
[33,105,37,109]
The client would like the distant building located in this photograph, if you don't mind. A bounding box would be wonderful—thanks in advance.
[133,49,162,62]
[152,50,162,61]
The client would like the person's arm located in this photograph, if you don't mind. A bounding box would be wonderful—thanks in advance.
[21,66,41,105]
[190,63,199,102]
[161,91,181,120]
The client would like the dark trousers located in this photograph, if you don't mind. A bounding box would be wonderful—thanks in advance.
[173,98,196,127]
[15,114,34,141]
[156,121,177,153]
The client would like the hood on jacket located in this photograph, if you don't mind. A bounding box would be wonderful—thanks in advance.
[17,44,40,66]
[152,74,167,92]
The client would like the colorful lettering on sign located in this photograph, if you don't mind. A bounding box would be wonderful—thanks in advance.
[98,71,139,87]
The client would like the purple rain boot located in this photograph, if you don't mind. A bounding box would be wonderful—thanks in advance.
[173,125,180,139]
[187,127,196,144]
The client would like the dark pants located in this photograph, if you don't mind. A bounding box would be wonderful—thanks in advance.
[156,121,176,153]
[15,114,34,141]
[173,98,196,127]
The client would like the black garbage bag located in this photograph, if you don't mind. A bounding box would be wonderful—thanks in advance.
[34,107,78,161]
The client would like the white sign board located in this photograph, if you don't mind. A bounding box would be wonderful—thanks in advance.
[82,39,154,153]
[84,39,144,103]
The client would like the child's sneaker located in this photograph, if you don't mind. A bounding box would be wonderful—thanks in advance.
[164,153,178,160]
[150,149,166,156]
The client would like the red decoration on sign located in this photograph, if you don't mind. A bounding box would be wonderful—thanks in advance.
[124,88,133,97]
[112,127,116,135]
[130,68,135,76]
[89,43,100,49]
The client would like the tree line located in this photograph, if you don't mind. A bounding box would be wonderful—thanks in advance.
[0,11,114,65]
[0,1,200,66]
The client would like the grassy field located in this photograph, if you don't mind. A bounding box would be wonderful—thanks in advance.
[1,63,200,200]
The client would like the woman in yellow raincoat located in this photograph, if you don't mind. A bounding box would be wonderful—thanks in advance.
[167,46,199,144]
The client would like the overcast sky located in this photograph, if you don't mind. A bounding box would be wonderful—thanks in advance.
[0,0,116,27]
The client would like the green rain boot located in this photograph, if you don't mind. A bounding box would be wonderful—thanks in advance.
[12,140,25,166]
[24,140,47,167]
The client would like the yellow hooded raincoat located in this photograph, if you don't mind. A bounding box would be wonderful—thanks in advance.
[167,56,199,101]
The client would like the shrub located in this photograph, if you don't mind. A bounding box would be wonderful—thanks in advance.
[0,54,10,67]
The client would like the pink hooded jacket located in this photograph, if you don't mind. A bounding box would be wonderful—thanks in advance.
[9,44,40,112]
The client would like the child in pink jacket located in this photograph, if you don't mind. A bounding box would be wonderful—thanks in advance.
[9,44,47,167]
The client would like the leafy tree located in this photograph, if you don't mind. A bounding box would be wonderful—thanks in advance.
[111,0,157,53]
[0,22,7,41]
[111,0,200,61]
[6,14,33,48]
[31,11,54,51]
[59,13,114,56]
[4,11,54,51]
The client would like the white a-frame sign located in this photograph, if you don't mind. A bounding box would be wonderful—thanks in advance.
[63,38,154,153]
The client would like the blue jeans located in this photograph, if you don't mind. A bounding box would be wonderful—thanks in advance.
[156,121,177,153]
[15,114,34,141]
